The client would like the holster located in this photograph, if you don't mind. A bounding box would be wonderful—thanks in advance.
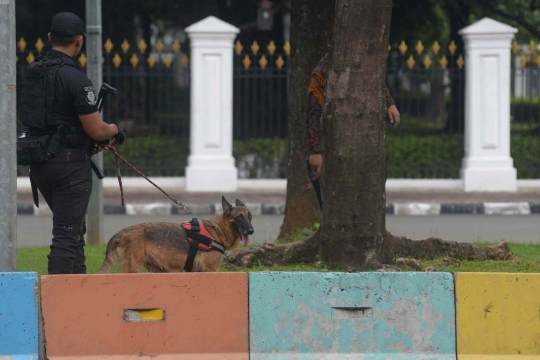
[16,135,52,166]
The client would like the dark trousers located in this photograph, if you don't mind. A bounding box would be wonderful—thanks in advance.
[29,148,92,274]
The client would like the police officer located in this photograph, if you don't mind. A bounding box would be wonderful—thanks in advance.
[18,12,125,274]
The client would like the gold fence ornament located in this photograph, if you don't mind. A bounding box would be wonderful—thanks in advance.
[147,54,156,68]
[130,53,139,68]
[182,55,189,68]
[156,39,164,53]
[121,39,130,54]
[456,55,465,69]
[439,55,448,69]
[104,39,113,53]
[242,55,251,69]
[521,54,528,68]
[26,52,35,64]
[259,55,268,69]
[78,53,87,67]
[172,40,181,53]
[448,40,457,55]
[35,37,44,52]
[164,55,173,68]
[18,37,27,52]
[113,53,122,68]
[415,40,424,55]
[276,55,285,69]
[251,40,260,55]
[423,56,432,69]
[398,40,407,54]
[139,39,147,54]
[512,39,519,54]
[267,40,276,55]
[432,41,440,55]
[283,41,290,55]
[406,54,415,69]
[235,40,243,55]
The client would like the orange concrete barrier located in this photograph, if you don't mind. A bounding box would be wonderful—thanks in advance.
[41,273,248,360]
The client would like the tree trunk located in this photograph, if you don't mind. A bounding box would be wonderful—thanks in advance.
[225,0,513,270]
[316,0,391,269]
[278,0,335,239]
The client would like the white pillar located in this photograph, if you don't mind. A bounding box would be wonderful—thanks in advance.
[459,18,518,192]
[185,16,239,192]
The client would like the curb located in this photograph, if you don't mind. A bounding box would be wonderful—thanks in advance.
[17,201,540,216]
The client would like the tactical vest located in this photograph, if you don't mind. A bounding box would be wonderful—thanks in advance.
[17,55,90,165]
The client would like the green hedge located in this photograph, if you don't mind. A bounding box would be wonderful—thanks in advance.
[16,133,540,179]
[103,135,190,177]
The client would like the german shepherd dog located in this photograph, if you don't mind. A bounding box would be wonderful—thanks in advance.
[96,196,254,273]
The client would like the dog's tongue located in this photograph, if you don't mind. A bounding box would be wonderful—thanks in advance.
[241,234,250,247]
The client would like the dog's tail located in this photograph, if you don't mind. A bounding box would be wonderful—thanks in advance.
[95,233,121,274]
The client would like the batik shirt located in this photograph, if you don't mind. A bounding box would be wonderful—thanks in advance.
[306,53,395,154]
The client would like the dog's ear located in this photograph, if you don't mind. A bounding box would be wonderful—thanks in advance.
[222,196,233,216]
[235,199,246,207]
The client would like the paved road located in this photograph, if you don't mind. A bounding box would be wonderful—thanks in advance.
[16,214,540,248]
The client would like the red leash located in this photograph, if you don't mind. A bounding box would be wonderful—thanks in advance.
[100,144,206,222]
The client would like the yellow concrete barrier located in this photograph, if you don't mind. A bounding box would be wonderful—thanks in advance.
[456,273,540,359]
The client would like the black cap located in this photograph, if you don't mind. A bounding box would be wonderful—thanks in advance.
[50,12,86,37]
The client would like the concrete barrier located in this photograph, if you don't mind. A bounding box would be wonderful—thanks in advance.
[0,272,39,360]
[249,272,456,359]
[41,273,248,360]
[456,273,540,359]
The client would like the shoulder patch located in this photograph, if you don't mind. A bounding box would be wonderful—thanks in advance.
[84,86,97,106]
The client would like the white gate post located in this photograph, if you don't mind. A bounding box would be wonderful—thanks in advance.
[459,18,518,192]
[185,16,239,192]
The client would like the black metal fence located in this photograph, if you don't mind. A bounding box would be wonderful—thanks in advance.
[510,41,540,179]
[233,40,289,179]
[15,36,540,179]
[385,40,465,179]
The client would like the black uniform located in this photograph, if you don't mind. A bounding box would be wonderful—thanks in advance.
[27,50,98,274]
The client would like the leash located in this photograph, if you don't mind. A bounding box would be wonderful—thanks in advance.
[100,144,207,222]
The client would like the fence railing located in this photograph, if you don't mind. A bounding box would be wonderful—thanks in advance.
[386,40,465,179]
[511,40,540,179]
[233,39,289,179]
[15,35,540,180]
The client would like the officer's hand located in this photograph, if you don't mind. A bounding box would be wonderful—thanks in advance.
[111,124,126,146]
[91,143,104,155]
[387,105,400,128]
[309,154,323,179]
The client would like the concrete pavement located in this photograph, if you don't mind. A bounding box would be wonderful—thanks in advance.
[16,214,540,248]
[17,187,540,216]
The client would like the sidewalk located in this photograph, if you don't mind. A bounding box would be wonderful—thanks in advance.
[17,186,540,216]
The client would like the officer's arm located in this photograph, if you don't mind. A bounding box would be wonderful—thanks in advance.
[79,112,119,141]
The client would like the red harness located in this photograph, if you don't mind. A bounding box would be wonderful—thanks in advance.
[181,218,226,272]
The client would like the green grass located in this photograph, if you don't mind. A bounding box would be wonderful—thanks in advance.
[16,241,540,276]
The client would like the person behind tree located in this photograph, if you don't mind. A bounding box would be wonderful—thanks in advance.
[306,31,401,178]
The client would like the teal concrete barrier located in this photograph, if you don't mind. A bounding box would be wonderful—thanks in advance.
[249,272,456,359]
[0,272,39,360]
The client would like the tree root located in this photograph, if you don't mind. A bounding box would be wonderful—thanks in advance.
[224,230,513,269]
[224,234,321,268]
[383,232,513,262]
